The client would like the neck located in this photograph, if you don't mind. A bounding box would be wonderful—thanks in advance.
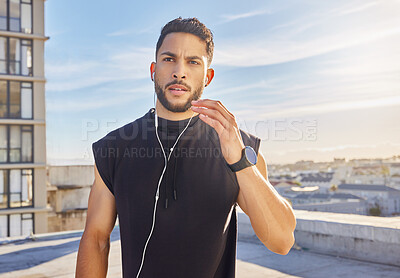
[155,100,198,121]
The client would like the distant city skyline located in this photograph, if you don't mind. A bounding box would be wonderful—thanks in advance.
[45,0,400,165]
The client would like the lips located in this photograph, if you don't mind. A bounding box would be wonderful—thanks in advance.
[168,84,189,91]
[168,84,189,96]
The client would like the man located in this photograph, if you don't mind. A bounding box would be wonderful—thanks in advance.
[76,17,296,278]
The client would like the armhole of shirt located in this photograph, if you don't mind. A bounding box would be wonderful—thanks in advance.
[239,129,261,156]
[92,139,115,196]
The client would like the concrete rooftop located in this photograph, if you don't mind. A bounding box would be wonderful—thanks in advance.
[0,226,399,278]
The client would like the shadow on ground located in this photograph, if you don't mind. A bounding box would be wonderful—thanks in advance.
[0,226,120,274]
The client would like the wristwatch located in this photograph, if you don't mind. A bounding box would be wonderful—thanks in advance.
[228,146,257,172]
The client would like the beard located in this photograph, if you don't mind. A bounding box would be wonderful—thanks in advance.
[154,79,203,113]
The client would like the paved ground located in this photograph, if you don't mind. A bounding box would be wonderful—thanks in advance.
[0,227,399,278]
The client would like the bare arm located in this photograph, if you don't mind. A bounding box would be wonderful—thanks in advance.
[75,163,117,278]
[236,150,296,255]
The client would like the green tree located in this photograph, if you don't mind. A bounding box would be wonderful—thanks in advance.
[369,203,381,216]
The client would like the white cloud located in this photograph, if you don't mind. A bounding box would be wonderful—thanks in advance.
[207,78,283,97]
[46,84,152,112]
[46,47,154,92]
[213,1,400,67]
[218,9,270,24]
[214,25,400,67]
[317,37,400,78]
[269,1,379,34]
[106,29,133,37]
[236,96,400,120]
[106,25,156,37]
[337,1,379,16]
[208,59,400,120]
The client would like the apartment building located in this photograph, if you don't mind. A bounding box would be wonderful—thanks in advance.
[0,0,47,238]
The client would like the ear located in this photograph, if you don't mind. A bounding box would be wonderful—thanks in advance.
[150,62,156,81]
[205,68,214,87]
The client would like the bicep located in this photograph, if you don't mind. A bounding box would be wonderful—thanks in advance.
[83,162,117,241]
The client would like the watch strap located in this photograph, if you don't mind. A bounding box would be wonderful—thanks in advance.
[228,147,254,172]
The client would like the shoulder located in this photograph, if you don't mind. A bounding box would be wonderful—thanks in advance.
[93,109,151,147]
[238,128,267,178]
[239,128,261,155]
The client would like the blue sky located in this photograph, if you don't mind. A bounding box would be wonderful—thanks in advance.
[44,0,400,165]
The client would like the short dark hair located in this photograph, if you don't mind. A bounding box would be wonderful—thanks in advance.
[156,17,214,67]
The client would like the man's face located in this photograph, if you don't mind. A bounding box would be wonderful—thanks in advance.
[153,32,210,113]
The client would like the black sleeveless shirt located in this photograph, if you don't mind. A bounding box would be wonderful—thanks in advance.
[92,108,261,278]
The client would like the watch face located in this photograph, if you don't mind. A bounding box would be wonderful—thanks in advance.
[244,146,257,165]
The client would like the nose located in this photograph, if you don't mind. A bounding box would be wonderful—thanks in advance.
[172,61,186,80]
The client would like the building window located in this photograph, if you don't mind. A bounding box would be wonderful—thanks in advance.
[0,124,33,163]
[0,36,32,76]
[0,0,32,34]
[0,168,33,209]
[0,212,33,238]
[0,169,7,208]
[0,80,32,118]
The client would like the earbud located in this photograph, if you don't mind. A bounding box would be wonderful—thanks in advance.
[205,77,209,87]
[151,72,155,81]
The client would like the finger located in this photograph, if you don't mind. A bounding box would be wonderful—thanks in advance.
[198,114,225,134]
[191,99,235,125]
[191,106,229,129]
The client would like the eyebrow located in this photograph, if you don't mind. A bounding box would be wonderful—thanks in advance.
[160,51,202,61]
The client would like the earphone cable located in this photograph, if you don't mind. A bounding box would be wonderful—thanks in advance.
[135,93,195,278]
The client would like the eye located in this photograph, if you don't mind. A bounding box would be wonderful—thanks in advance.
[164,57,174,62]
[190,61,199,65]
